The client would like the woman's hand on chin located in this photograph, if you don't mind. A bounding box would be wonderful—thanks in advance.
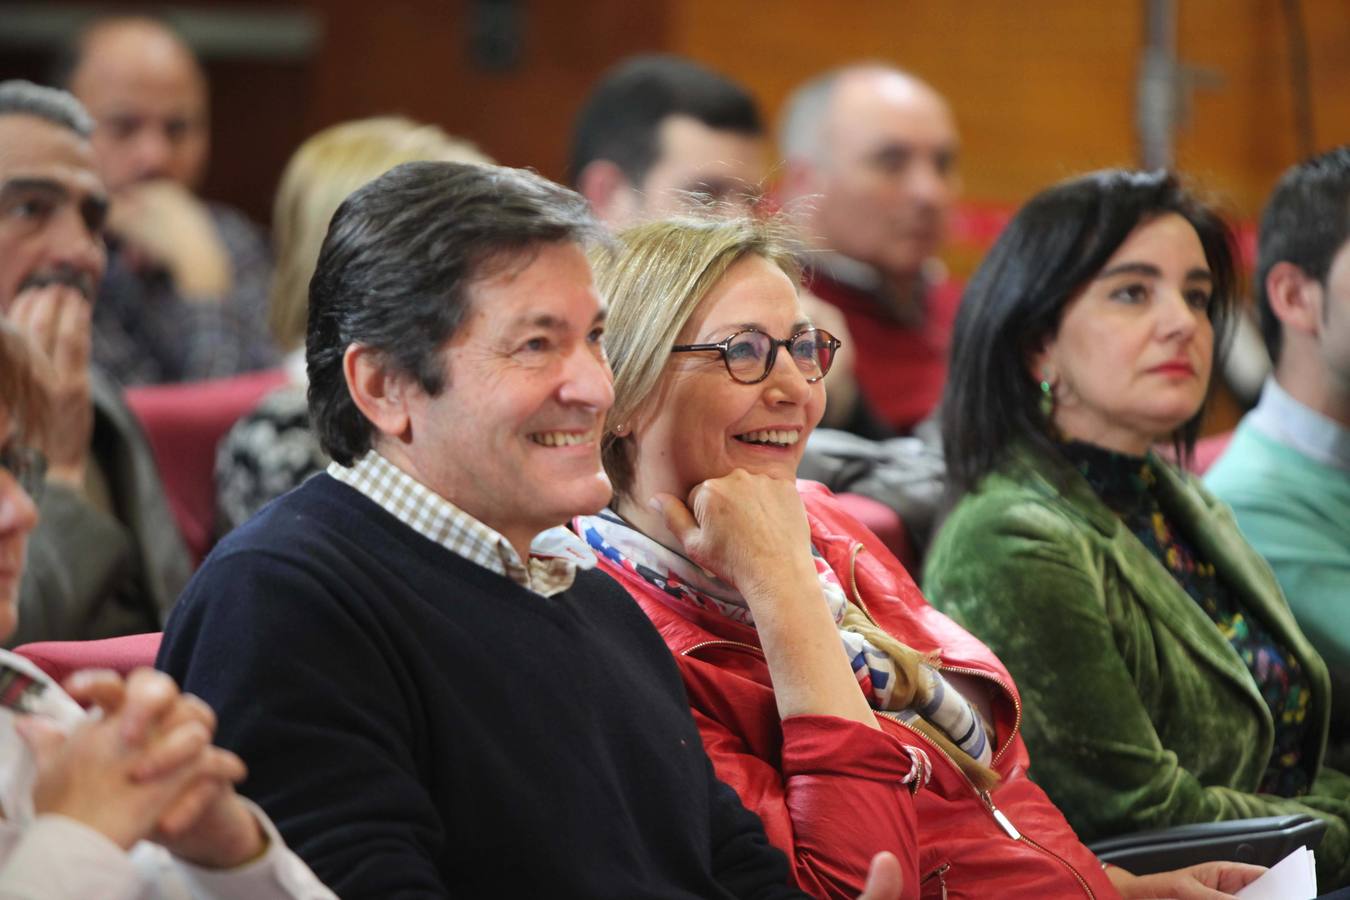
[651,468,814,596]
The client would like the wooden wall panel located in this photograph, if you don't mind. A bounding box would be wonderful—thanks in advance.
[6,0,1345,224]
[0,0,672,222]
[672,0,1350,219]
[298,0,671,191]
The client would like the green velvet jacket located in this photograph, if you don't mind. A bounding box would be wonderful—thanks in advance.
[923,446,1350,887]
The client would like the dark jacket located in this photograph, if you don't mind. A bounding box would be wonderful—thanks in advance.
[13,368,189,645]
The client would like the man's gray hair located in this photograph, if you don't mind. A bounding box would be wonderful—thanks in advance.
[778,69,842,164]
[0,80,94,137]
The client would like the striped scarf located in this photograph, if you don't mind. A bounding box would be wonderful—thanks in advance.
[578,511,996,786]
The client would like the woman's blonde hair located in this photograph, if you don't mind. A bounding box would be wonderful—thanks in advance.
[268,116,492,351]
[591,215,801,499]
[0,322,51,446]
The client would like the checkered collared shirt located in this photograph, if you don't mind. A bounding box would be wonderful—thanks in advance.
[328,452,595,598]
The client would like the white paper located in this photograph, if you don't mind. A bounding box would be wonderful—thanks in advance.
[1235,845,1317,900]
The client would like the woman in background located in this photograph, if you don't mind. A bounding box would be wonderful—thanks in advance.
[924,169,1350,888]
[214,118,489,533]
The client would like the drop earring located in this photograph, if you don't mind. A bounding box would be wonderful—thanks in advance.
[1038,373,1055,420]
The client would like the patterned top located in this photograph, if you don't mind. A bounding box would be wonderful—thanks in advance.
[576,509,991,771]
[215,384,327,536]
[1061,440,1313,796]
[93,203,279,385]
[328,451,595,597]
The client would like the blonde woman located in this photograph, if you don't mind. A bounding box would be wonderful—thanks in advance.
[214,118,489,533]
[575,215,1266,899]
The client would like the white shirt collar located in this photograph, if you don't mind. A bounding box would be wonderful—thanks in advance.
[1247,377,1350,472]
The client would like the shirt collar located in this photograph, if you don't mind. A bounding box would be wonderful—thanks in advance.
[328,451,595,597]
[1247,377,1350,472]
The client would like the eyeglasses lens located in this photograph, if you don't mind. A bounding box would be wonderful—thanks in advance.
[793,331,834,379]
[726,331,771,381]
[724,329,836,383]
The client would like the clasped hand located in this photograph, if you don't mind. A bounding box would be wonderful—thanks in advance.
[15,667,265,867]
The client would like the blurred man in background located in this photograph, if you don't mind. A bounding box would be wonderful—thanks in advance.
[63,15,277,384]
[779,64,961,437]
[1206,145,1350,771]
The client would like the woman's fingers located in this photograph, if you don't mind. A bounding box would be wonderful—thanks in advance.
[117,668,183,745]
[653,492,700,545]
[63,668,128,713]
[129,719,212,781]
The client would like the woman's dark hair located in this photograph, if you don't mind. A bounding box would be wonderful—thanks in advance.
[941,169,1238,497]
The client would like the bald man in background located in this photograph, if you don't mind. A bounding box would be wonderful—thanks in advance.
[63,15,277,384]
[779,65,962,438]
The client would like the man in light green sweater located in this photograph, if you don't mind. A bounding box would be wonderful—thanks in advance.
[1207,145,1350,770]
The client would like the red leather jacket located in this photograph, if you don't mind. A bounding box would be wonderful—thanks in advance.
[589,482,1120,900]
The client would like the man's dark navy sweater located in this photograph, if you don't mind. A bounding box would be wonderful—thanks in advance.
[158,474,803,899]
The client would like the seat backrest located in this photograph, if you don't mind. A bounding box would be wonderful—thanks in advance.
[125,368,289,563]
[1190,430,1235,475]
[14,632,164,685]
[834,492,915,571]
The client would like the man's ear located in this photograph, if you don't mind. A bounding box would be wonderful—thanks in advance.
[343,343,412,441]
[1265,261,1322,339]
[576,159,640,229]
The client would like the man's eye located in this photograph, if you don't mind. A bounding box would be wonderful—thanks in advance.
[105,117,140,140]
[165,119,191,142]
[521,337,549,353]
[587,326,605,344]
[6,197,53,221]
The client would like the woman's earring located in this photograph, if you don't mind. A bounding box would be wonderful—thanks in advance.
[1038,374,1055,420]
[612,423,629,437]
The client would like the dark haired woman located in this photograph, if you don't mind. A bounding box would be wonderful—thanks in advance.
[924,169,1350,888]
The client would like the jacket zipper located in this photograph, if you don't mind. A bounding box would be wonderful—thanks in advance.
[682,639,764,657]
[848,542,1096,898]
[980,791,1097,898]
[920,862,949,899]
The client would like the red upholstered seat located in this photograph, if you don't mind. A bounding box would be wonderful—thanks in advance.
[125,369,289,563]
[1155,430,1235,476]
[14,632,164,685]
[834,492,914,570]
[1191,430,1235,475]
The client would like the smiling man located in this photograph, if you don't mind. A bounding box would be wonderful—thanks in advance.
[157,162,898,899]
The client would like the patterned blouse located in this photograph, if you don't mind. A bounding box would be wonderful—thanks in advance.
[1060,440,1313,797]
[214,384,328,536]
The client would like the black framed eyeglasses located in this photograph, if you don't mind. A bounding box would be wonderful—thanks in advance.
[671,327,841,385]
[0,444,46,504]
